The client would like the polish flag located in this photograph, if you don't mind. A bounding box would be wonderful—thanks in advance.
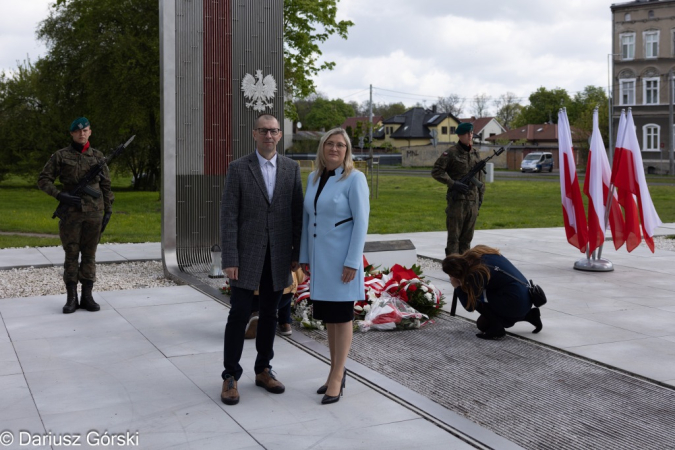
[558,109,588,252]
[611,110,642,252]
[583,109,625,253]
[611,110,662,252]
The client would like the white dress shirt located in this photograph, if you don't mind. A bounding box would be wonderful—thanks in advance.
[256,150,277,202]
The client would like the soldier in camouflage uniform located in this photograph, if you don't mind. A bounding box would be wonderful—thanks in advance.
[431,122,485,256]
[38,117,114,314]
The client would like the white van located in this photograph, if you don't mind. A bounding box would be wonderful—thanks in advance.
[520,152,553,173]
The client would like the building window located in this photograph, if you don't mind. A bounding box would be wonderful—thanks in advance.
[621,33,635,60]
[643,124,660,151]
[620,79,636,105]
[450,126,456,134]
[441,126,448,135]
[644,31,659,58]
[644,77,659,104]
[625,13,631,21]
[648,10,655,20]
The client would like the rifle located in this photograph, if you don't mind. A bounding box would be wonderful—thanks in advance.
[452,141,512,201]
[52,135,135,220]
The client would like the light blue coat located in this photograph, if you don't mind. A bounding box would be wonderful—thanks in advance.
[299,168,370,301]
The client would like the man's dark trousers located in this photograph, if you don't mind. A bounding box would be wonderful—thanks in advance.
[222,247,282,381]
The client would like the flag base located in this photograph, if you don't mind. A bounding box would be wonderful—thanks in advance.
[573,258,614,272]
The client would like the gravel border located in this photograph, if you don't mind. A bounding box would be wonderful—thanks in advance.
[1,236,673,300]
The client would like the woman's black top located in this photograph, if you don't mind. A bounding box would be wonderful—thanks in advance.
[314,168,336,209]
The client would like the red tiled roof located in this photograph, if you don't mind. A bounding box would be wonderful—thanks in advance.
[485,123,582,142]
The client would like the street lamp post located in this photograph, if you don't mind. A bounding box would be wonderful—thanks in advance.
[608,53,620,164]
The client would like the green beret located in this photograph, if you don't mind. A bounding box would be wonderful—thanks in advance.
[456,122,473,135]
[69,117,90,132]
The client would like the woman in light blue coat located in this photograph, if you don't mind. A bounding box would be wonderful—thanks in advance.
[299,127,369,405]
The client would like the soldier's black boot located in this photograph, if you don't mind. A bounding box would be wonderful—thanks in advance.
[79,280,100,312]
[63,282,79,314]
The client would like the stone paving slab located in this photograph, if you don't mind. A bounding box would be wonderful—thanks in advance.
[0,287,489,450]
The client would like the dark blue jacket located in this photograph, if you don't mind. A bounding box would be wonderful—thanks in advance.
[455,254,531,323]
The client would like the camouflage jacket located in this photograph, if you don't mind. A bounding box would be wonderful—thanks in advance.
[38,144,114,213]
[431,142,485,202]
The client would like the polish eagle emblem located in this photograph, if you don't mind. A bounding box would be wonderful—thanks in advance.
[241,70,277,111]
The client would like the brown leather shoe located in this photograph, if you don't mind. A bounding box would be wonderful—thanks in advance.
[255,368,285,394]
[221,375,239,405]
[244,314,258,340]
[278,323,292,336]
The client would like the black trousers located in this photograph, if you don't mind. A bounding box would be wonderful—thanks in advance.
[475,302,521,333]
[222,248,282,381]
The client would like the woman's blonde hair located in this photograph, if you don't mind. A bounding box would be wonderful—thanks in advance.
[442,245,501,310]
[313,127,354,184]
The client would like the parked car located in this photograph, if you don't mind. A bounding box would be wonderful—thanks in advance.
[520,152,553,173]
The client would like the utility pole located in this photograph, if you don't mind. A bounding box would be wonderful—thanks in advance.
[670,70,674,176]
[368,84,373,162]
[608,53,619,164]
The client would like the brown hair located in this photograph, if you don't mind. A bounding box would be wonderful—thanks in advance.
[442,245,501,310]
[313,128,354,184]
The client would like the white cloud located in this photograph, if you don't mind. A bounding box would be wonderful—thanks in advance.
[0,0,51,74]
[2,0,616,110]
[317,0,615,107]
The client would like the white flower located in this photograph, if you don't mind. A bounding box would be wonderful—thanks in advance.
[424,292,432,301]
[364,304,371,312]
[354,305,363,312]
[367,290,378,300]
[421,286,429,293]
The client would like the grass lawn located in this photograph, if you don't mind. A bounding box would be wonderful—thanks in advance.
[0,175,160,248]
[1,172,673,248]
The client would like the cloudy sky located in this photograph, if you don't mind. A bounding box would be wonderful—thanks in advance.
[1,0,616,113]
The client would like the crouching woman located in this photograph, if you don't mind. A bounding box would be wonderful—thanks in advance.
[442,245,542,340]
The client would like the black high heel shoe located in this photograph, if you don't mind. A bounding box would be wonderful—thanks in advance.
[321,368,346,405]
[524,307,543,333]
[475,328,506,340]
[316,385,327,395]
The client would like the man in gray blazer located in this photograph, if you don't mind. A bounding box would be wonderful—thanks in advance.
[220,114,303,405]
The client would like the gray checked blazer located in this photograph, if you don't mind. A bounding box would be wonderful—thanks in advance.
[220,152,303,292]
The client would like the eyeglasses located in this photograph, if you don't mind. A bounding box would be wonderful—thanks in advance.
[324,141,347,150]
[255,128,281,136]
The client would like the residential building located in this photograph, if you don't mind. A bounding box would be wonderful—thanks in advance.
[486,123,585,170]
[458,116,507,145]
[373,106,461,148]
[611,0,675,174]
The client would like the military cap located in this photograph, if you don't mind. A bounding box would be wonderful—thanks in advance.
[69,117,91,132]
[456,122,473,135]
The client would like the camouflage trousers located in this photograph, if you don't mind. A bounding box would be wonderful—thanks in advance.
[445,198,479,256]
[59,211,103,284]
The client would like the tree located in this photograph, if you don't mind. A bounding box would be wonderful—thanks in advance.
[284,0,354,119]
[512,87,572,127]
[437,94,464,117]
[304,97,354,130]
[347,100,363,117]
[294,92,325,129]
[471,93,491,118]
[34,0,161,190]
[0,60,63,181]
[569,86,609,163]
[493,92,522,130]
[0,0,352,189]
[371,102,407,120]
